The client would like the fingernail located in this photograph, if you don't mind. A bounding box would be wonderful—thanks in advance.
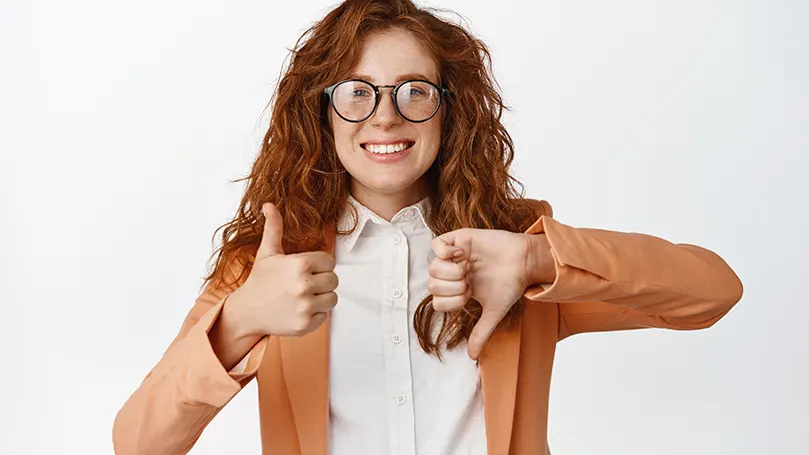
[453,249,463,258]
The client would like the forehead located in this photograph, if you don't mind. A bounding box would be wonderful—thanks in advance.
[350,28,439,84]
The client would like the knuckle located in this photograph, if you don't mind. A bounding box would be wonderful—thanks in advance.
[431,298,444,311]
[312,251,334,270]
[427,279,437,294]
[297,297,314,314]
[456,262,467,277]
[320,252,336,270]
[432,297,451,312]
[292,280,309,296]
[295,256,312,272]
[292,316,310,335]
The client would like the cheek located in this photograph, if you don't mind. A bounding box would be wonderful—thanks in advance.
[331,117,360,148]
[331,126,365,170]
[419,118,443,154]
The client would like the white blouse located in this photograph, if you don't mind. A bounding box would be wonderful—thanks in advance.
[328,195,487,455]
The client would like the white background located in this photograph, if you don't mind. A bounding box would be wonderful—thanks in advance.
[2,0,807,454]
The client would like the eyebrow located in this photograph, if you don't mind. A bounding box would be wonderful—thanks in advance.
[346,72,439,85]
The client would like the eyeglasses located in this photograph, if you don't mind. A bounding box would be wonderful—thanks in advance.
[323,79,449,123]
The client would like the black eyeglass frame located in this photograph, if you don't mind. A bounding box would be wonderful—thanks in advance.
[323,78,450,124]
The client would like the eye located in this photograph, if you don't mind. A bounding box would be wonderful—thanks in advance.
[352,88,372,97]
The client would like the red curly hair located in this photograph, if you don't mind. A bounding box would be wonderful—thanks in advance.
[204,0,542,356]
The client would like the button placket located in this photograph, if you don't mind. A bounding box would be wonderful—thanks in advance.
[392,227,416,453]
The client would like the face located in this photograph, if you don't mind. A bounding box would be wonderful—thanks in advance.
[329,28,443,205]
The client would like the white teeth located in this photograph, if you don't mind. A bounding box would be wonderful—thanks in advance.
[366,142,411,154]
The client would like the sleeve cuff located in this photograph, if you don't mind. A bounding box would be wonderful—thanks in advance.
[176,298,267,408]
[522,215,607,302]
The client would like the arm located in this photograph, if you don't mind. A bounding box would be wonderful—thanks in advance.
[112,264,268,455]
[522,202,743,340]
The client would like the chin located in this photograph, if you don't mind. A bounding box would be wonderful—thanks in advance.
[368,179,418,194]
[355,174,422,194]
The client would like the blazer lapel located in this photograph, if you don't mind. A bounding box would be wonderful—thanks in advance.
[278,229,336,455]
[480,315,522,455]
[479,208,546,455]
[275,224,523,455]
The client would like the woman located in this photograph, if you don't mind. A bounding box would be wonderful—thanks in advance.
[112,0,743,454]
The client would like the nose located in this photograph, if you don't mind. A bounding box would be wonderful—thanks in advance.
[370,87,402,128]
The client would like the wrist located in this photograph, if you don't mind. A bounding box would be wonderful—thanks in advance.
[525,233,556,286]
[221,287,263,340]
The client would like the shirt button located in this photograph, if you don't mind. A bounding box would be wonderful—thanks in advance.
[393,235,402,245]
[392,334,402,344]
[396,395,407,404]
[404,208,415,218]
[392,289,402,299]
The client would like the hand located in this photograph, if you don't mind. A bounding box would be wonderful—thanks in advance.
[227,202,339,337]
[428,228,550,360]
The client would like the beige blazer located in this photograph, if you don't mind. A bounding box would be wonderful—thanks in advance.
[112,200,743,455]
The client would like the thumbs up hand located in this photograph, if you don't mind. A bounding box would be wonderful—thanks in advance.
[227,202,339,337]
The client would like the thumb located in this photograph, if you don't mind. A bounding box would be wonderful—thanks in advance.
[431,230,467,262]
[257,202,284,258]
[467,308,504,361]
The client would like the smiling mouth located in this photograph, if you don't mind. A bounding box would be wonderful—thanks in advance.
[361,141,416,155]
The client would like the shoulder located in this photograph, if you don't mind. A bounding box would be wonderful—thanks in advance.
[518,197,553,219]
[507,197,553,232]
[525,198,553,218]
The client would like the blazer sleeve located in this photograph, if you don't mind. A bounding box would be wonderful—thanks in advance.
[112,262,268,455]
[521,201,744,341]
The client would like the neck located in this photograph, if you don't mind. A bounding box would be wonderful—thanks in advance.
[350,180,428,221]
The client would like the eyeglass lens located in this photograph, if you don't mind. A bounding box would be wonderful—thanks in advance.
[331,80,440,122]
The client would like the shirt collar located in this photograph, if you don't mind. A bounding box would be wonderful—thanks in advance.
[336,195,433,252]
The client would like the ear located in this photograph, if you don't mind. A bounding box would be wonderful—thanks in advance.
[321,93,334,130]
